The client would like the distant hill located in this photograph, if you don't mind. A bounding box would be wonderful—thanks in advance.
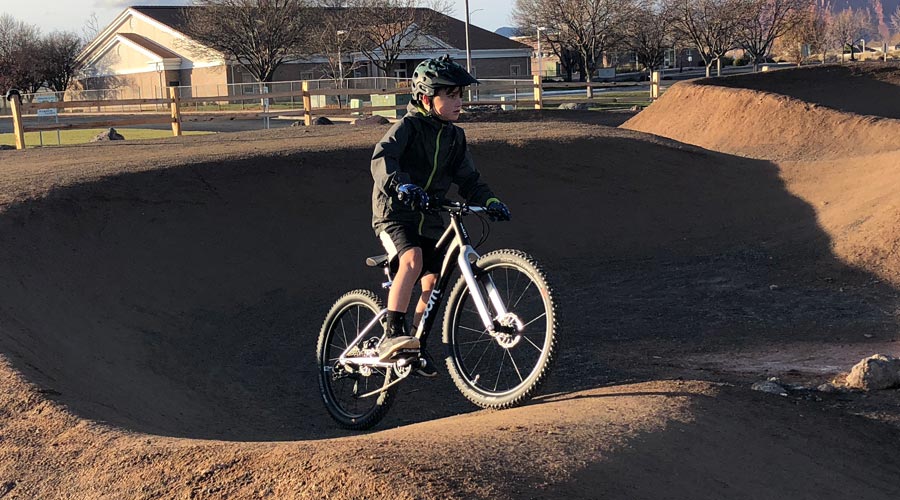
[820,0,900,39]
[495,26,523,38]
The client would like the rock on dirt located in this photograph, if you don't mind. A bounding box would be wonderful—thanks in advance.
[751,379,788,396]
[817,382,844,393]
[91,128,124,142]
[353,115,390,126]
[845,354,900,390]
[559,102,590,110]
[312,117,334,126]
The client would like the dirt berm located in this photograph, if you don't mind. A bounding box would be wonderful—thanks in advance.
[1,65,900,499]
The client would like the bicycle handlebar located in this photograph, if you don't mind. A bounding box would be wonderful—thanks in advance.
[429,200,487,215]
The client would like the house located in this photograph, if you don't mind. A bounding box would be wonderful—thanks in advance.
[76,6,532,98]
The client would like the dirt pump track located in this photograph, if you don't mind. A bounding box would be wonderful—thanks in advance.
[2,64,900,498]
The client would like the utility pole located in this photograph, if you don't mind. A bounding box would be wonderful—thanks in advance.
[464,0,472,73]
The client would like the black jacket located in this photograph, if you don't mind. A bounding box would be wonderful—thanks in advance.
[371,102,496,239]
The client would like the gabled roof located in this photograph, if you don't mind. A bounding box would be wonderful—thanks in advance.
[130,5,529,52]
[130,6,191,31]
[423,10,529,51]
[117,32,181,60]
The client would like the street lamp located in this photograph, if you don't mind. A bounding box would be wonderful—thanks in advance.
[536,26,547,79]
[464,0,472,72]
[337,30,347,88]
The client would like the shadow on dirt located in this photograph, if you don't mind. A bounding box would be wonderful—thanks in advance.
[0,130,896,441]
[697,63,900,119]
[526,387,900,500]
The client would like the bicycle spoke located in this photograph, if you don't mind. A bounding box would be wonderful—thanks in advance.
[511,280,534,311]
[522,334,544,353]
[505,268,510,305]
[507,349,524,383]
[493,349,507,391]
[458,324,488,334]
[467,339,493,375]
[339,317,349,348]
[521,312,546,330]
[456,337,494,346]
[461,329,490,364]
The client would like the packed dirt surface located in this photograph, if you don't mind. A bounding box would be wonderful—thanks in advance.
[2,65,900,498]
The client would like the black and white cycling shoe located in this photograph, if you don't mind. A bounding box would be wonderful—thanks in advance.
[377,336,420,362]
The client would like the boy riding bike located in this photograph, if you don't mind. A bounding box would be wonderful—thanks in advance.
[371,55,511,377]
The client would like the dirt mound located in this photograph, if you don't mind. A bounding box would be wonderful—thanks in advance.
[623,64,900,283]
[1,116,900,497]
[623,67,900,162]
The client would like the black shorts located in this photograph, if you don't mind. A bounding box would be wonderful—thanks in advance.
[378,223,442,276]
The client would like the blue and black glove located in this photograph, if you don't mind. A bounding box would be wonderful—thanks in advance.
[396,183,429,211]
[486,199,511,221]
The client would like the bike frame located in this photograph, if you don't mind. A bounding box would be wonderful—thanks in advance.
[336,204,510,367]
[413,205,510,342]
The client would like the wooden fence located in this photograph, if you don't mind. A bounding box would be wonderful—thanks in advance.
[3,74,659,150]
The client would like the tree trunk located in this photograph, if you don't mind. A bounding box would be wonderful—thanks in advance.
[705,62,712,77]
[716,58,722,76]
[586,74,594,99]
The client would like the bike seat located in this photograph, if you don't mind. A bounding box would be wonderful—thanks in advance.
[365,254,390,268]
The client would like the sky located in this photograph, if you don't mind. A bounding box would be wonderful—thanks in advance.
[0,0,516,38]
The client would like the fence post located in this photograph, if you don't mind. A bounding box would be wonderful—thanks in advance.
[5,90,26,150]
[650,71,660,100]
[168,87,182,136]
[302,80,312,126]
[533,75,542,110]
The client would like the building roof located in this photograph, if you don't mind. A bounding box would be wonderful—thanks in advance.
[117,32,181,60]
[130,5,529,52]
[415,9,529,51]
[131,6,192,32]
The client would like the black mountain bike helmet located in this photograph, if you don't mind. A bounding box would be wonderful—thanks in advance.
[411,55,479,101]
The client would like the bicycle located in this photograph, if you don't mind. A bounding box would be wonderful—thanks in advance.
[316,200,558,429]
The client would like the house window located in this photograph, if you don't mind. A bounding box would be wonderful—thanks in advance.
[300,71,314,80]
[393,68,408,78]
[510,65,521,76]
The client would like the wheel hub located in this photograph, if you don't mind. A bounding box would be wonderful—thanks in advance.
[494,312,524,348]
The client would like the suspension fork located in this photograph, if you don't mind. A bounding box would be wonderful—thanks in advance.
[458,245,509,332]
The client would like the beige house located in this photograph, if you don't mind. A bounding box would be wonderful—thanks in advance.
[77,6,531,98]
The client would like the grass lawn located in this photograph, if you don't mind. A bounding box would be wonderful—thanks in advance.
[1,128,212,148]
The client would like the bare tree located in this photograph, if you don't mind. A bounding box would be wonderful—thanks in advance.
[737,0,810,72]
[82,12,102,45]
[0,14,43,95]
[670,0,743,77]
[625,0,674,72]
[513,0,638,97]
[39,31,84,92]
[345,0,452,77]
[182,0,317,83]
[828,8,874,63]
[512,1,577,80]
[889,5,900,45]
[779,5,828,65]
[307,8,360,82]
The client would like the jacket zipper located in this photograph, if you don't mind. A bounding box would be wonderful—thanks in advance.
[419,123,444,235]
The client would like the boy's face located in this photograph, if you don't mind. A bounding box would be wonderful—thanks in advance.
[425,86,463,121]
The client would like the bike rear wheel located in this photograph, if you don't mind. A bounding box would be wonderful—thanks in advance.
[443,249,558,408]
[317,289,394,430]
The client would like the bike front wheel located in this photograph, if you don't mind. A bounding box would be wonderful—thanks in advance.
[443,249,558,409]
[317,289,394,430]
